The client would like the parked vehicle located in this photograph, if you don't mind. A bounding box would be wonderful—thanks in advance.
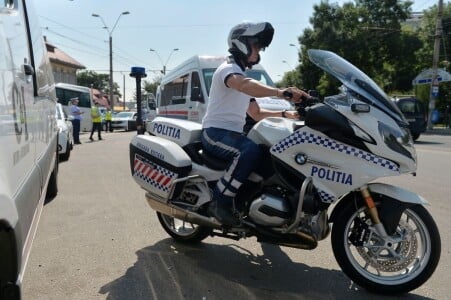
[0,1,59,299]
[111,111,137,131]
[130,49,441,295]
[55,103,73,161]
[146,55,291,132]
[393,96,427,141]
[55,82,94,132]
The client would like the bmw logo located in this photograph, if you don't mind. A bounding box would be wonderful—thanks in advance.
[295,153,307,165]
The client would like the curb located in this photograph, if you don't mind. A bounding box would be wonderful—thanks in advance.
[424,127,451,135]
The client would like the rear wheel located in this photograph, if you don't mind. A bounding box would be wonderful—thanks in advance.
[59,141,71,161]
[332,203,441,294]
[157,212,211,243]
[45,151,59,201]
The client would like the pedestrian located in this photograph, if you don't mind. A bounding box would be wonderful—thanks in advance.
[201,21,308,225]
[69,97,84,144]
[105,109,113,132]
[89,102,102,141]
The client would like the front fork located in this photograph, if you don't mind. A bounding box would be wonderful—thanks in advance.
[360,185,389,238]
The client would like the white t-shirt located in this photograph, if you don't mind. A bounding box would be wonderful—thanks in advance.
[202,60,250,133]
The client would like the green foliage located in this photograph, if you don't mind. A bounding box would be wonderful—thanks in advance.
[76,70,121,98]
[293,0,422,96]
[280,0,451,118]
[414,3,451,112]
[143,77,162,97]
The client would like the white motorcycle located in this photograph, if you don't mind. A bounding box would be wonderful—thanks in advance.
[129,49,441,294]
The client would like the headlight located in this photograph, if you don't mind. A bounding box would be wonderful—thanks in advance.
[378,121,414,159]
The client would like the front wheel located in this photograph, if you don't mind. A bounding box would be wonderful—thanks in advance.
[157,212,212,243]
[332,203,441,294]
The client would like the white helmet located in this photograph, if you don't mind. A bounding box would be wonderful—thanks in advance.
[228,22,274,66]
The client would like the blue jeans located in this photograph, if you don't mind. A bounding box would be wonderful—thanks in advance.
[201,127,271,204]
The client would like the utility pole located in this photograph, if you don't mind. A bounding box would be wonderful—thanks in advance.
[123,73,126,111]
[427,0,444,130]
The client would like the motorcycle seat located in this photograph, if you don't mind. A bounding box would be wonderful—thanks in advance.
[183,142,229,171]
[201,150,230,171]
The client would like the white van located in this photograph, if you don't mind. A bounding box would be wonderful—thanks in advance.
[146,55,291,132]
[0,1,59,298]
[55,83,94,132]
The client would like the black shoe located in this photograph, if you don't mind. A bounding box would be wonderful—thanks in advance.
[75,142,82,145]
[99,138,103,140]
[89,137,94,141]
[208,201,239,226]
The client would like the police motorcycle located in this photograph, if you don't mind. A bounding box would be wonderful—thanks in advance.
[129,49,441,294]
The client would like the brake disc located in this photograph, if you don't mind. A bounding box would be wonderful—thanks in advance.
[356,219,418,272]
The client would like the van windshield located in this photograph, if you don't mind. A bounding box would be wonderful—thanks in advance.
[202,68,275,96]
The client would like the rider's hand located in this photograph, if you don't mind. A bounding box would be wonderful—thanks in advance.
[281,87,309,103]
[283,110,299,119]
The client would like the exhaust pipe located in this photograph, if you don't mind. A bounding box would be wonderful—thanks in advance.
[145,193,222,229]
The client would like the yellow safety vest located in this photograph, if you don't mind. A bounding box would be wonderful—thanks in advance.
[105,111,112,121]
[91,107,102,123]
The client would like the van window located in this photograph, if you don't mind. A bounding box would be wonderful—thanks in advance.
[161,74,188,106]
[56,88,91,108]
[2,0,13,8]
[191,72,204,103]
[202,68,216,96]
[202,68,275,96]
[246,69,275,86]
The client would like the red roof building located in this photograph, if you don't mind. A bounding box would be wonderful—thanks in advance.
[45,37,85,85]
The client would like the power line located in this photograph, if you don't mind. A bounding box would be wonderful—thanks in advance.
[40,15,148,69]
[39,15,100,42]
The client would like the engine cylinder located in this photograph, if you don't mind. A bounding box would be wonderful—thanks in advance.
[248,194,290,226]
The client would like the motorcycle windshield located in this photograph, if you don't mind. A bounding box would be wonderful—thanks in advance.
[308,49,405,124]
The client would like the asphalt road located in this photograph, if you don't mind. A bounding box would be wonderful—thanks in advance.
[22,130,451,300]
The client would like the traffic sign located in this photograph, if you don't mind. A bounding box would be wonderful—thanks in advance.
[412,68,451,85]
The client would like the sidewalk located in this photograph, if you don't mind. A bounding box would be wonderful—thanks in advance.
[425,126,451,135]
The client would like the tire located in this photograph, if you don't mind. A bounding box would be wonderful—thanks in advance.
[45,151,59,201]
[157,212,211,243]
[331,202,441,294]
[59,141,71,161]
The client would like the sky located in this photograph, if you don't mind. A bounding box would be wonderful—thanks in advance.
[33,0,436,101]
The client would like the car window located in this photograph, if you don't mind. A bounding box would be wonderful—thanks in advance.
[397,99,422,114]
[399,101,415,113]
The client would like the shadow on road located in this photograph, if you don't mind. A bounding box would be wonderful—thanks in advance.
[99,238,432,300]
[415,140,443,145]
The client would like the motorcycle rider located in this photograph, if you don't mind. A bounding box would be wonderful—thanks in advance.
[201,21,309,225]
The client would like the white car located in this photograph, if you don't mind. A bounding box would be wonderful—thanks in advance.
[111,111,138,131]
[56,103,73,161]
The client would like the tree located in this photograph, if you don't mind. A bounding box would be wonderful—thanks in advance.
[143,77,161,97]
[414,2,451,118]
[76,70,122,98]
[290,0,421,96]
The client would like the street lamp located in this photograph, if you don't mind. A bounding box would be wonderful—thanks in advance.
[289,43,300,50]
[289,43,302,62]
[282,60,293,69]
[149,48,179,75]
[92,11,130,111]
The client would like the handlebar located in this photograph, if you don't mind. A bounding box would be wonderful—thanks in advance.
[281,88,320,118]
[293,89,320,116]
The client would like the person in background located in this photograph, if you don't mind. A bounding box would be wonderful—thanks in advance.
[89,102,102,141]
[105,109,113,132]
[69,97,84,144]
[201,21,308,225]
